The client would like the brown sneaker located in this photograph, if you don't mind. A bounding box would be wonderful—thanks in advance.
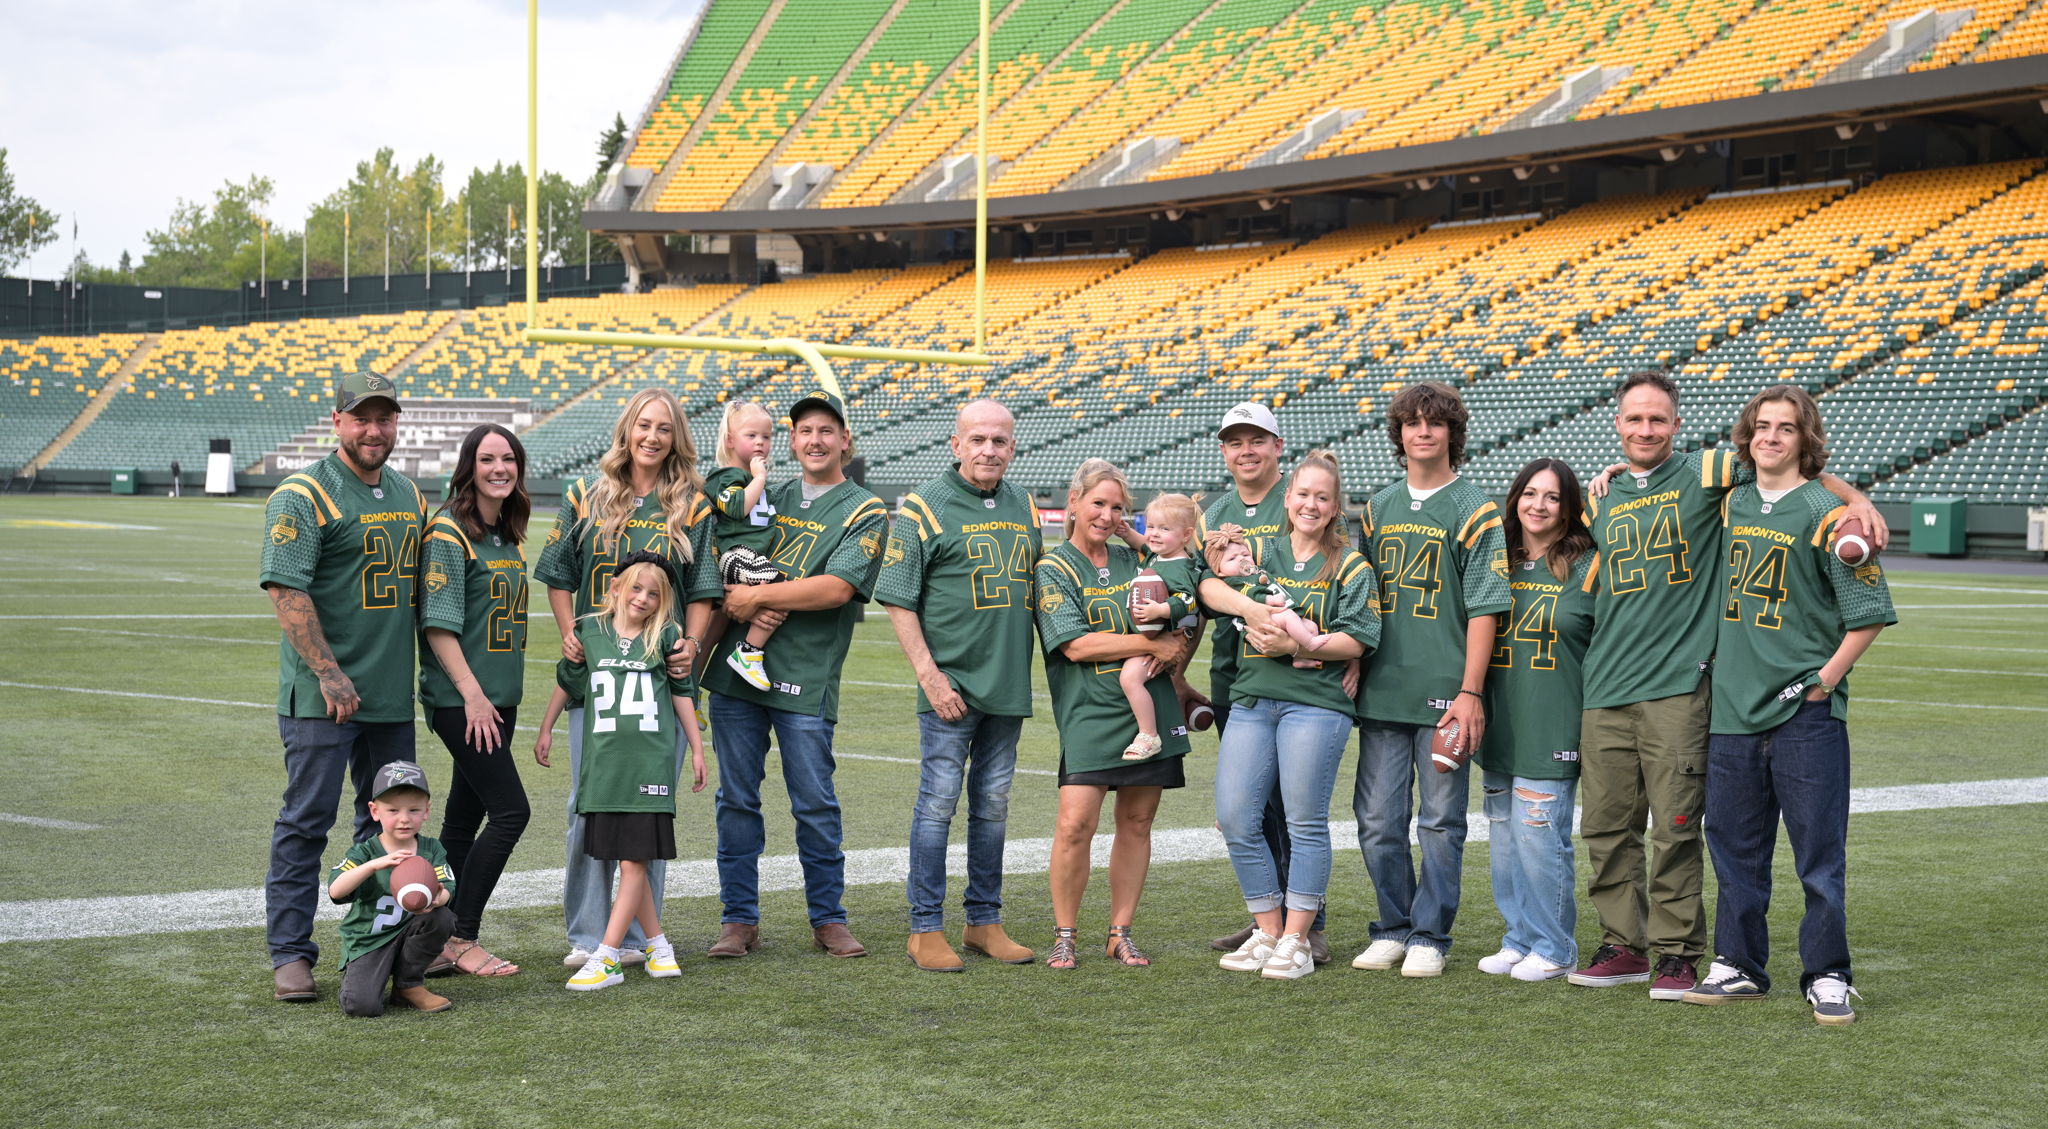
[391,985,453,1013]
[1307,929,1330,966]
[1211,924,1257,953]
[907,931,965,972]
[812,922,867,958]
[1568,943,1652,987]
[1649,955,1698,1001]
[707,923,759,959]
[963,923,1035,964]
[272,958,316,1003]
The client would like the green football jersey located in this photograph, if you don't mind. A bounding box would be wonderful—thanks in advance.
[704,464,777,558]
[259,454,428,724]
[1200,486,1288,694]
[1359,477,1513,726]
[874,469,1043,717]
[559,618,694,814]
[1139,553,1204,632]
[1479,550,1599,780]
[1582,448,1748,710]
[701,479,890,722]
[1227,538,1380,718]
[1034,541,1191,774]
[533,474,721,620]
[417,515,528,710]
[331,834,455,967]
[1711,481,1897,734]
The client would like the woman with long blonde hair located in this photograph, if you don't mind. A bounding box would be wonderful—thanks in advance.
[533,386,719,970]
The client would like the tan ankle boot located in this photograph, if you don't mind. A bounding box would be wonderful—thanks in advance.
[391,984,452,1013]
[907,930,965,972]
[963,923,1035,964]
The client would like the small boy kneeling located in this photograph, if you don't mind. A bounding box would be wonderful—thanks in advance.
[327,761,459,1016]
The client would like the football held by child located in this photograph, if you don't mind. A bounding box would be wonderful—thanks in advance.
[1118,494,1205,760]
[326,761,458,1017]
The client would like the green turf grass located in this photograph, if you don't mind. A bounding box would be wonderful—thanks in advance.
[0,495,2044,1127]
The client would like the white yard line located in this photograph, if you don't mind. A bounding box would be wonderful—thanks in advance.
[0,613,276,621]
[1883,641,2048,655]
[1860,663,2048,678]
[1888,582,2048,595]
[55,627,272,645]
[1893,603,2048,610]
[0,814,102,831]
[3,776,2043,944]
[1860,697,2048,713]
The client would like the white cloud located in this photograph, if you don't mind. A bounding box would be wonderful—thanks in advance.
[4,0,705,278]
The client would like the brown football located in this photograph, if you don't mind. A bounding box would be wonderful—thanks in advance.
[1832,515,1876,567]
[390,854,442,914]
[1129,568,1170,634]
[1430,719,1468,773]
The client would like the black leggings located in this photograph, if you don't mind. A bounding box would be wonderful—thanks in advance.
[430,706,532,941]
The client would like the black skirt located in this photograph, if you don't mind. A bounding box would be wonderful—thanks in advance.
[1058,754,1187,790]
[583,812,677,861]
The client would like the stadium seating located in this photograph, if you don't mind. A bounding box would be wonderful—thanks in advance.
[775,0,984,178]
[626,0,778,172]
[0,334,137,470]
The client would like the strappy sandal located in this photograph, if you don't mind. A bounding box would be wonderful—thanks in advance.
[433,938,520,978]
[1106,925,1150,967]
[1048,926,1079,970]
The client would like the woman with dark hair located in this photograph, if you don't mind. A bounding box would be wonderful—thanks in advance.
[1036,458,1190,970]
[419,423,533,977]
[1475,457,1597,983]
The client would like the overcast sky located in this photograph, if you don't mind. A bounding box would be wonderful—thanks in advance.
[3,0,705,279]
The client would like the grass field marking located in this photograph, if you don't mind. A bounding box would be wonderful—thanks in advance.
[5,775,2043,945]
[1883,641,2048,655]
[54,627,272,646]
[0,813,103,831]
[1860,697,2048,713]
[0,613,277,620]
[1893,603,2048,610]
[0,519,162,531]
[0,680,271,710]
[1888,581,2048,595]
[1860,663,2048,678]
[838,750,1056,777]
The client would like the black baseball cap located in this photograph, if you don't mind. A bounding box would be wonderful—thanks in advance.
[370,761,430,800]
[789,387,847,426]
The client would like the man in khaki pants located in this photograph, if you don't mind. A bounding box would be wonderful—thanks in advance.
[1572,372,1883,1001]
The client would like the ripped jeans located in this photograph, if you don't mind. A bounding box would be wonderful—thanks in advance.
[1482,771,1578,967]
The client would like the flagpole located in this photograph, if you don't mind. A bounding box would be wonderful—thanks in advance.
[585,225,591,282]
[506,203,514,287]
[344,207,351,294]
[260,218,268,301]
[465,202,473,287]
[426,207,433,292]
[302,208,309,295]
[383,206,391,293]
[526,0,539,329]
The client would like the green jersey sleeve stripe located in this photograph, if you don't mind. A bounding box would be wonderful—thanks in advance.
[274,478,339,525]
[1042,553,1083,589]
[1461,514,1502,549]
[1814,504,1848,547]
[844,498,888,528]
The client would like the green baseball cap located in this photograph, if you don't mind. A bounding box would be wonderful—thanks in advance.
[788,387,846,426]
[336,370,402,414]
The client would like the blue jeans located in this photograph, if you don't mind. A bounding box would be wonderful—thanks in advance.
[1215,678,1326,932]
[906,709,1023,933]
[711,693,847,927]
[563,706,684,952]
[1355,720,1470,953]
[1216,698,1352,913]
[1706,698,1853,993]
[265,716,414,968]
[1482,771,1578,966]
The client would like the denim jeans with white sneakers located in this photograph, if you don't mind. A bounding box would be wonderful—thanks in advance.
[1481,771,1578,968]
[1355,720,1470,954]
[1216,698,1352,914]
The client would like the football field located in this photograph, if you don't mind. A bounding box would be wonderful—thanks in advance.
[0,494,2043,1129]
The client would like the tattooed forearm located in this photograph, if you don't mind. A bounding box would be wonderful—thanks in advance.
[270,586,339,676]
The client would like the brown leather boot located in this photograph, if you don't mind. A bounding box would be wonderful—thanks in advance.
[812,922,867,958]
[707,923,759,958]
[907,931,965,972]
[962,923,1035,964]
[272,958,316,1002]
[1210,924,1256,953]
[391,985,452,1013]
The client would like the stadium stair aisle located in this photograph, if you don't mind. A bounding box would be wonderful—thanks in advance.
[1612,0,1894,112]
[3,333,147,474]
[1912,0,2038,70]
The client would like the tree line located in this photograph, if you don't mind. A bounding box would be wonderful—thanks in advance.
[1,115,632,289]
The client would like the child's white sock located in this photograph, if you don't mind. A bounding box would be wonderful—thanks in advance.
[646,932,673,958]
[595,944,621,963]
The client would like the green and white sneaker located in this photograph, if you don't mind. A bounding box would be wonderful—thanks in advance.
[644,946,682,978]
[726,644,771,691]
[566,954,623,992]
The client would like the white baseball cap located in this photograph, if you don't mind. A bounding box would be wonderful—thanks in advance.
[1216,401,1280,439]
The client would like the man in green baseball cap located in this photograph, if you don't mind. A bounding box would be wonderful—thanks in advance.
[335,369,403,415]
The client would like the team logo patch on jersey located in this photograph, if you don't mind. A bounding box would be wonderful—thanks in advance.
[1855,561,1884,586]
[860,529,882,559]
[547,523,563,545]
[1040,588,1065,613]
[1492,548,1509,579]
[269,514,298,545]
[884,534,905,567]
[423,561,449,594]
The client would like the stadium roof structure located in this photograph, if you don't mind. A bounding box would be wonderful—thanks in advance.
[587,56,2048,237]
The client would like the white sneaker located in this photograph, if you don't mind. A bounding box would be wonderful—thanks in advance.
[1401,946,1446,978]
[1807,974,1862,1026]
[565,954,623,992]
[1477,947,1525,975]
[1511,953,1570,982]
[1351,938,1407,970]
[562,947,592,969]
[1218,928,1278,972]
[615,947,646,966]
[1260,933,1315,981]
[644,947,682,978]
